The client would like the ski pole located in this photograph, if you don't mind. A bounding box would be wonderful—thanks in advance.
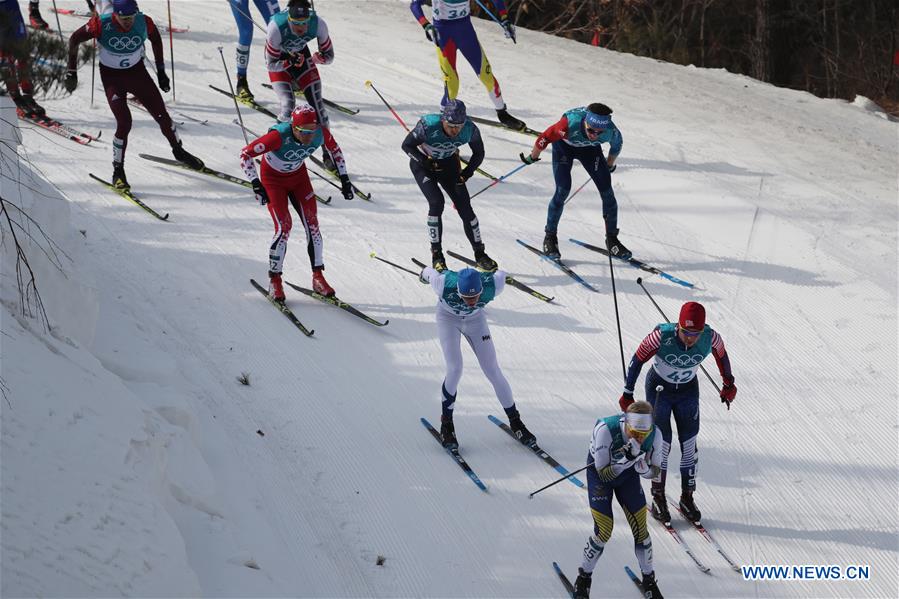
[364,80,410,131]
[655,385,663,403]
[90,39,96,108]
[369,252,421,278]
[636,277,721,395]
[563,177,591,205]
[218,47,250,146]
[166,0,175,102]
[529,463,592,499]
[227,0,268,34]
[51,0,64,41]
[469,162,527,200]
[609,245,626,382]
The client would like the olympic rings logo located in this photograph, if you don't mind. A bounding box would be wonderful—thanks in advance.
[109,36,143,52]
[281,147,314,161]
[282,39,307,52]
[663,353,704,367]
[429,141,460,151]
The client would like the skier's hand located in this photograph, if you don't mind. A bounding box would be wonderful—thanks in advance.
[622,437,642,461]
[64,69,78,93]
[418,267,429,285]
[459,166,474,182]
[311,52,327,65]
[339,174,353,200]
[500,17,516,43]
[619,392,635,412]
[634,456,650,476]
[251,178,269,205]
[520,152,540,165]
[423,22,439,44]
[720,378,737,409]
[156,67,170,93]
[423,155,441,173]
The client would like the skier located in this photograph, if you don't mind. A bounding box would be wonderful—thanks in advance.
[228,0,280,101]
[419,265,536,449]
[0,0,45,118]
[618,301,737,525]
[64,0,203,190]
[264,0,336,170]
[572,401,664,599]
[520,103,631,260]
[401,99,497,272]
[410,0,525,130]
[239,103,353,301]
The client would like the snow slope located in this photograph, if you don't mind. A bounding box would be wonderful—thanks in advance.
[2,1,897,597]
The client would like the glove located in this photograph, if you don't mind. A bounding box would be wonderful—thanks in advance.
[519,152,540,165]
[634,456,650,476]
[251,178,269,205]
[622,437,642,461]
[608,163,617,173]
[311,52,326,65]
[419,268,429,285]
[64,69,78,93]
[156,67,170,93]
[422,155,441,173]
[339,174,353,200]
[423,22,439,44]
[285,54,305,79]
[459,167,474,183]
[619,392,635,412]
[500,17,516,43]
[720,379,737,408]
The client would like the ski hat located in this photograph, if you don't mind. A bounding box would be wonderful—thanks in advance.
[442,100,467,126]
[112,0,139,16]
[679,301,706,331]
[291,104,318,131]
[288,0,314,23]
[584,110,612,130]
[457,268,483,298]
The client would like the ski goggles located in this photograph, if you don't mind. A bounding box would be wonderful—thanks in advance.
[292,125,318,134]
[584,125,605,137]
[625,412,653,441]
[288,11,314,26]
[679,326,703,338]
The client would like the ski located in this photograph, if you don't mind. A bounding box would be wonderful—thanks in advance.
[283,281,388,327]
[51,7,189,32]
[20,115,99,145]
[468,115,541,137]
[370,252,424,279]
[420,417,487,492]
[516,239,599,293]
[651,516,712,574]
[487,415,585,488]
[670,497,741,572]
[445,250,555,303]
[623,566,648,595]
[249,278,314,337]
[568,238,695,289]
[209,84,278,119]
[260,83,360,115]
[551,562,575,598]
[89,173,169,221]
[307,154,372,201]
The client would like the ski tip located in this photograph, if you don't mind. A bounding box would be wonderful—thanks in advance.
[161,213,170,221]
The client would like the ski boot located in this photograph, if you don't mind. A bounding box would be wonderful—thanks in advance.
[235,75,254,102]
[651,489,671,525]
[496,104,526,131]
[431,247,447,272]
[605,229,632,260]
[311,269,335,297]
[508,414,536,447]
[322,149,337,173]
[473,243,498,272]
[268,271,285,302]
[679,491,702,524]
[440,415,458,450]
[13,93,45,119]
[111,161,130,191]
[573,568,592,599]
[29,2,49,30]
[641,571,664,599]
[542,231,560,259]
[171,141,204,170]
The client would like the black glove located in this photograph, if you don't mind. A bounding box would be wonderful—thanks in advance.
[156,66,170,93]
[339,174,353,200]
[459,167,474,182]
[519,152,540,165]
[251,178,269,205]
[423,22,439,44]
[622,437,642,461]
[64,69,78,93]
[500,17,516,43]
[421,154,441,173]
[608,163,617,173]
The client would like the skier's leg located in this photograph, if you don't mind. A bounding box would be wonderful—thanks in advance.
[545,141,574,234]
[436,308,464,397]
[580,464,612,574]
[455,23,504,110]
[616,472,654,575]
[129,67,179,146]
[287,165,322,270]
[672,380,701,493]
[411,158,447,251]
[435,27,459,106]
[261,163,292,275]
[646,371,674,492]
[463,312,514,410]
[581,146,618,236]
[101,65,133,165]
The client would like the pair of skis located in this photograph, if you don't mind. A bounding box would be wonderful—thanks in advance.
[655,496,741,573]
[421,415,585,494]
[250,278,389,337]
[20,114,100,146]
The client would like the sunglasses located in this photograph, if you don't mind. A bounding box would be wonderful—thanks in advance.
[292,125,317,134]
[679,327,702,338]
[585,125,605,136]
[288,14,313,26]
[626,425,651,441]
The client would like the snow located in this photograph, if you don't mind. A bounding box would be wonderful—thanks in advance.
[2,0,897,597]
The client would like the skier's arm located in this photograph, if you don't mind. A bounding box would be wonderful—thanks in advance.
[321,128,348,177]
[144,16,165,71]
[711,331,734,385]
[409,0,428,25]
[401,120,430,163]
[66,16,101,70]
[312,18,334,65]
[239,131,283,180]
[591,422,638,482]
[528,115,569,160]
[623,327,662,394]
[264,19,287,72]
[606,125,623,163]
[463,125,485,173]
[492,271,506,297]
[421,267,446,296]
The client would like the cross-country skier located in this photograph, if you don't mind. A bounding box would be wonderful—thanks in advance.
[521,103,631,260]
[64,0,203,190]
[264,0,336,170]
[401,99,498,272]
[0,0,45,118]
[239,103,353,301]
[410,0,525,130]
[571,401,664,599]
[619,301,737,525]
[419,265,536,449]
[228,0,280,101]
